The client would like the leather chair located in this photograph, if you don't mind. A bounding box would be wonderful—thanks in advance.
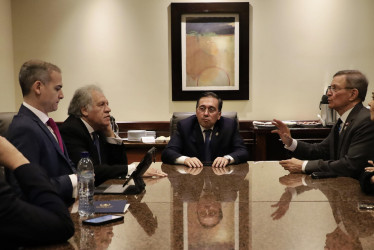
[0,112,16,137]
[169,111,239,137]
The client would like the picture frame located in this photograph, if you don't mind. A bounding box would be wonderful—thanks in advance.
[171,2,249,101]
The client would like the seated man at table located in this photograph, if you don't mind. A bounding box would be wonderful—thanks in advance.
[59,85,166,185]
[0,136,74,248]
[7,59,76,205]
[161,91,249,168]
[272,70,374,179]
[360,91,374,194]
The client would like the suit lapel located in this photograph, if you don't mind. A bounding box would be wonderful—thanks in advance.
[77,118,101,164]
[337,103,362,157]
[210,120,222,157]
[20,105,72,166]
[193,122,204,158]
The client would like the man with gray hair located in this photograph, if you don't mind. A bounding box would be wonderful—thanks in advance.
[59,85,166,185]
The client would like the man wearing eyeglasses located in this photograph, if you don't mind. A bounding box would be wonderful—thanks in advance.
[162,92,249,168]
[272,70,374,179]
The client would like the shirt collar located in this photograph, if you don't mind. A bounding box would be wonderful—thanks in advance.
[199,125,214,133]
[338,107,354,125]
[23,101,49,124]
[80,118,95,134]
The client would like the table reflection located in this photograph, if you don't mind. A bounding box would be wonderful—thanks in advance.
[162,163,249,249]
[275,173,374,250]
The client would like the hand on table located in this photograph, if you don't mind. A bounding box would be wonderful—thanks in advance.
[365,160,374,184]
[184,157,203,168]
[143,167,168,177]
[279,158,303,173]
[212,157,229,168]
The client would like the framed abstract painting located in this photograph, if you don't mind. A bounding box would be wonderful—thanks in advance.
[171,2,249,100]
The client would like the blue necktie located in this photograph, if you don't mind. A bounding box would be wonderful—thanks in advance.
[92,132,102,164]
[203,129,212,162]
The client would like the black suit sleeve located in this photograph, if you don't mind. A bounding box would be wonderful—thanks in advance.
[359,171,374,195]
[0,164,74,248]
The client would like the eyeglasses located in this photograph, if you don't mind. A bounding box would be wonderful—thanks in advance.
[197,106,218,114]
[327,85,354,93]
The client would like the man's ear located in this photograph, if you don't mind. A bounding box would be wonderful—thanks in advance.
[217,111,222,120]
[81,106,88,117]
[32,81,43,95]
[349,89,359,101]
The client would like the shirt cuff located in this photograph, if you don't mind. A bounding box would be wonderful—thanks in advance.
[106,136,123,145]
[301,161,308,173]
[284,139,297,151]
[127,163,136,177]
[69,174,78,198]
[176,156,188,165]
[224,155,234,164]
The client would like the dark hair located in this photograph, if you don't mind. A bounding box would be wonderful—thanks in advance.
[196,92,223,111]
[18,59,61,96]
[333,70,368,101]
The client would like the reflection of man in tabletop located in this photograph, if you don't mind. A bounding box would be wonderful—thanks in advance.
[272,70,374,179]
[162,163,249,248]
[273,174,374,249]
[162,163,248,203]
[196,174,223,228]
[161,91,249,168]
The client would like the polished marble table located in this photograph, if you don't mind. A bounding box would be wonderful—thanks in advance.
[33,162,374,250]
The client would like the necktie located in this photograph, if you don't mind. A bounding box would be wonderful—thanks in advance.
[334,118,342,159]
[92,132,102,164]
[203,129,212,162]
[47,118,64,153]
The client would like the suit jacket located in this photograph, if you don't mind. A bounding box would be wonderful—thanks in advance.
[59,115,128,186]
[6,105,75,204]
[0,164,74,248]
[359,171,374,194]
[161,115,249,164]
[293,103,374,179]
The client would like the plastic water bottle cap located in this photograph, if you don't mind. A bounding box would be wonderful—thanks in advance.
[80,151,90,158]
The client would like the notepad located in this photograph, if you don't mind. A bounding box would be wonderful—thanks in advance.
[94,200,130,213]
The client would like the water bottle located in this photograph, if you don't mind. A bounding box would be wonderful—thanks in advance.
[78,151,95,217]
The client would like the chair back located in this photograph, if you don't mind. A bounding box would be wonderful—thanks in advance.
[169,111,238,137]
[0,112,16,137]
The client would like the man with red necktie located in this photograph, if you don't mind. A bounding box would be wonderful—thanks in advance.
[7,59,77,205]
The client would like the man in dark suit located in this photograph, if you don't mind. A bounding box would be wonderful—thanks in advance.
[0,136,74,248]
[272,70,374,179]
[360,91,374,194]
[59,85,166,185]
[7,59,76,205]
[162,91,249,168]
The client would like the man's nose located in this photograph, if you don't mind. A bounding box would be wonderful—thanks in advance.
[106,105,111,112]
